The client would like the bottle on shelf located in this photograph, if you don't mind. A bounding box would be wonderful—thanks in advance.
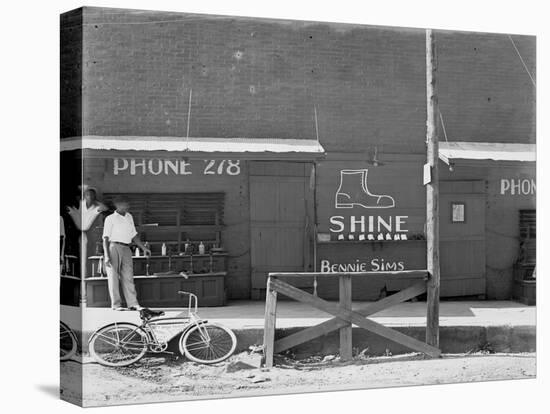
[135,247,140,257]
[161,242,167,256]
[144,243,150,276]
[198,241,205,255]
[184,239,190,254]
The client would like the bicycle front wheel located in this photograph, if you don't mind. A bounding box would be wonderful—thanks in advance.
[180,323,237,364]
[89,323,148,367]
[60,322,77,361]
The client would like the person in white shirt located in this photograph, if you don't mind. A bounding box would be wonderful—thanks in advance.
[103,195,151,311]
[67,185,106,231]
[66,185,107,280]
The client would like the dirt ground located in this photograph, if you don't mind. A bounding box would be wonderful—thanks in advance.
[60,352,536,407]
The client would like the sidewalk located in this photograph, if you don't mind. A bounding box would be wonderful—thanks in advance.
[61,300,536,357]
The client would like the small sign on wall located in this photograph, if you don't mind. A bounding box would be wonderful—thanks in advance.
[423,163,431,185]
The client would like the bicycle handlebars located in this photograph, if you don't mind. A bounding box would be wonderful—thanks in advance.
[177,291,198,313]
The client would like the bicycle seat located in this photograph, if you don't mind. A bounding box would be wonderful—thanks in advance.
[139,308,165,320]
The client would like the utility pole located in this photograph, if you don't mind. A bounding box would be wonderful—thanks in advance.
[425,29,440,349]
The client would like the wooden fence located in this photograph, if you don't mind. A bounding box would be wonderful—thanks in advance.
[263,271,441,368]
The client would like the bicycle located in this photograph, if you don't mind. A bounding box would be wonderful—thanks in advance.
[88,291,237,367]
[60,321,78,361]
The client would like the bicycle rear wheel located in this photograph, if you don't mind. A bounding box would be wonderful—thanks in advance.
[179,323,237,364]
[89,323,148,367]
[60,322,77,361]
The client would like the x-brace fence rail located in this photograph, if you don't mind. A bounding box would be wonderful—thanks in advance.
[263,271,441,368]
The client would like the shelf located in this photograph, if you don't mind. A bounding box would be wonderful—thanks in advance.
[317,239,426,245]
[85,271,227,281]
[95,224,224,231]
[132,253,227,259]
[138,225,224,232]
[60,274,80,281]
[88,253,228,260]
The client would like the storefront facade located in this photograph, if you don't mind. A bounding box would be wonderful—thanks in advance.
[438,143,536,302]
[60,9,535,306]
[60,138,324,306]
[61,140,535,306]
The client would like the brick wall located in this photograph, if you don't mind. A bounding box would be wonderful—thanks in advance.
[437,31,535,144]
[60,7,535,151]
[60,9,83,138]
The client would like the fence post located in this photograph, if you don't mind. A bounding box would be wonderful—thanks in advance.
[263,276,278,368]
[339,274,353,361]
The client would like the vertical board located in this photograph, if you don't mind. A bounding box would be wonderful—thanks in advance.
[440,182,486,297]
[250,165,312,292]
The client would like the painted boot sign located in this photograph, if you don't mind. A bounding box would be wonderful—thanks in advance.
[329,168,409,238]
[335,169,395,209]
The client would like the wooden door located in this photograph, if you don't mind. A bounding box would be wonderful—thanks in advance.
[440,181,486,297]
[250,173,311,295]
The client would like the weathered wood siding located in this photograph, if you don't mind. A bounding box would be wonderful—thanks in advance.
[439,181,486,297]
[82,156,251,299]
[440,161,536,299]
[249,161,314,299]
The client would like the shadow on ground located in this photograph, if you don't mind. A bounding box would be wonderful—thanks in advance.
[36,384,59,399]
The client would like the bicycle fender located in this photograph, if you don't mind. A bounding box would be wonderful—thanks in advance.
[179,320,210,337]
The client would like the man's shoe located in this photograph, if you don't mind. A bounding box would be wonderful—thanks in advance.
[112,307,126,311]
[129,306,145,311]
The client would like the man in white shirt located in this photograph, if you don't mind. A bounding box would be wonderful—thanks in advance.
[103,195,151,311]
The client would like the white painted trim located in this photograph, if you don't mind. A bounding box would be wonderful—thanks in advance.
[60,135,326,154]
[438,141,536,163]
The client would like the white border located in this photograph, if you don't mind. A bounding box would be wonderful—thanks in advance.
[2,1,547,414]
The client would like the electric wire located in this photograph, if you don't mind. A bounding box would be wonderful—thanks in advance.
[507,35,536,87]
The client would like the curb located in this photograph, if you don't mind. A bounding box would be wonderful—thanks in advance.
[233,325,536,357]
[73,324,535,358]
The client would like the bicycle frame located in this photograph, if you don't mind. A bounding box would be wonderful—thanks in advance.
[104,292,211,352]
[89,290,237,367]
